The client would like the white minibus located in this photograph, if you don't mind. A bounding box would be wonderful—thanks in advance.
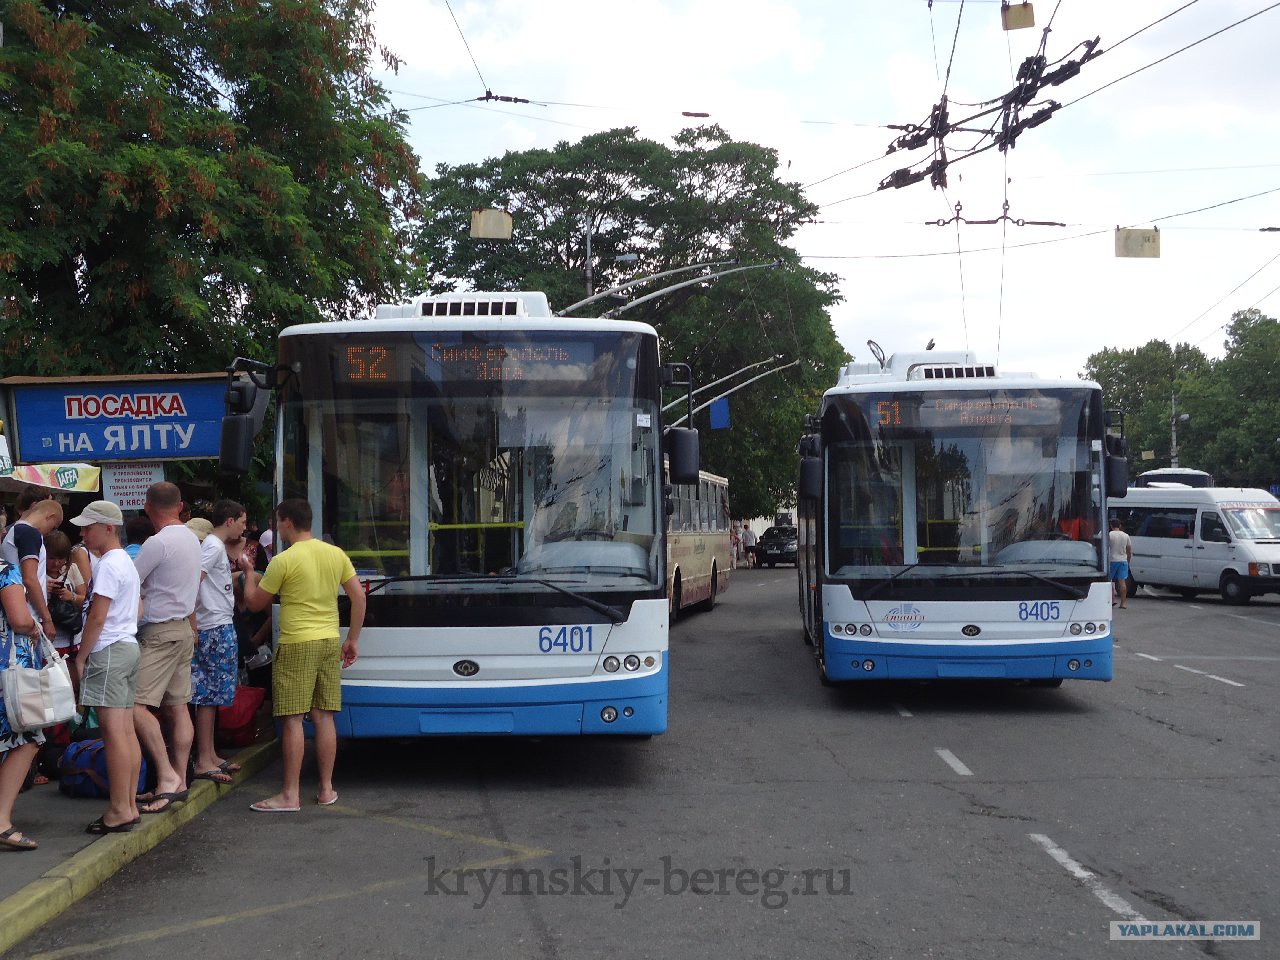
[1109,487,1280,603]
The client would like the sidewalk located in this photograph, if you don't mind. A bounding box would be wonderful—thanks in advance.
[0,735,279,957]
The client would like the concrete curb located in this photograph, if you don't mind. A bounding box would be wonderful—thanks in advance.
[0,736,280,957]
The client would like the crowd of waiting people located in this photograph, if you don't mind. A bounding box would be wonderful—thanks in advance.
[0,480,364,850]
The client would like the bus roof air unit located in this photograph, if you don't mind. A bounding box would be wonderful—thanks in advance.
[375,291,553,320]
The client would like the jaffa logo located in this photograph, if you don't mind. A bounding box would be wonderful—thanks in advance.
[884,603,925,631]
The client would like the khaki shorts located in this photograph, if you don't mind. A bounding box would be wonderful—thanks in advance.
[134,619,196,707]
[273,638,342,717]
[80,642,141,709]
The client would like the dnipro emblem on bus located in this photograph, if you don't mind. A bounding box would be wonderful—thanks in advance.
[884,604,926,631]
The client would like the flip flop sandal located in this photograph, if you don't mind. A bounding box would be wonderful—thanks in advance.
[193,769,234,784]
[85,818,134,835]
[140,791,189,814]
[218,760,243,773]
[314,793,339,806]
[250,800,300,813]
[0,827,39,850]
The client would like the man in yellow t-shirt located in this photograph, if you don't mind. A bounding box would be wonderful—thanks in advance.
[241,499,365,813]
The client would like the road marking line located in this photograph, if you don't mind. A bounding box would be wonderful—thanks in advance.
[1134,653,1162,662]
[934,748,972,776]
[1173,664,1245,687]
[1188,604,1203,610]
[1226,612,1280,628]
[1029,833,1146,921]
[892,703,913,717]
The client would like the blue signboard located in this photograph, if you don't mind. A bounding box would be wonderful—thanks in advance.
[708,396,730,430]
[11,380,226,463]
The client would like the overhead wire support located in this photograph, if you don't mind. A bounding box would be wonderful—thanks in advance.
[926,201,1066,228]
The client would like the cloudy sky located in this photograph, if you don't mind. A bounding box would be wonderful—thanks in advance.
[371,0,1280,380]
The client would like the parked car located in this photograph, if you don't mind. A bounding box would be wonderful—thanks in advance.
[756,525,798,567]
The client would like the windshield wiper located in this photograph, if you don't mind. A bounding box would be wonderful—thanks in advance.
[863,564,922,600]
[937,569,1087,600]
[363,574,625,623]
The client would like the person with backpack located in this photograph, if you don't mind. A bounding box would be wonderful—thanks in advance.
[71,501,143,834]
[0,556,45,850]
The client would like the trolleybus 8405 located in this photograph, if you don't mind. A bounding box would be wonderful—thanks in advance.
[796,349,1129,687]
[220,291,700,737]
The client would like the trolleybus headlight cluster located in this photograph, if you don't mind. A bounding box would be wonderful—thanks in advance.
[602,655,650,674]
[1068,622,1108,636]
[832,623,874,636]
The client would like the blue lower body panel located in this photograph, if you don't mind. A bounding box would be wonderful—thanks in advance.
[331,664,668,737]
[824,633,1112,682]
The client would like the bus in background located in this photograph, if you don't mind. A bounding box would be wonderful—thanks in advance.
[220,290,700,737]
[666,469,731,617]
[1133,467,1213,488]
[796,349,1129,687]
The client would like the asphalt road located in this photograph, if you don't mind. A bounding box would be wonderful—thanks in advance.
[12,572,1276,960]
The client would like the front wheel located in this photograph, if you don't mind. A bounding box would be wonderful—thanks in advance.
[1220,574,1251,605]
[816,634,835,687]
[670,577,683,621]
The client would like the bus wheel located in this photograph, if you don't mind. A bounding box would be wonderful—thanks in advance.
[1220,574,1250,605]
[671,577,682,620]
[816,636,835,687]
[702,563,718,611]
[1030,678,1064,688]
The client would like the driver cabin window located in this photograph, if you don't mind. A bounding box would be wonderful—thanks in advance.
[1200,512,1231,544]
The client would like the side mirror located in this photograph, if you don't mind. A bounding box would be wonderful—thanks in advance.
[799,457,823,501]
[1105,455,1128,498]
[666,428,700,485]
[220,415,255,476]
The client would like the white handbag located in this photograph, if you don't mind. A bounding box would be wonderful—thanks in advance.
[2,631,78,732]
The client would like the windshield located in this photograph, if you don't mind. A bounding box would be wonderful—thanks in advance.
[1223,506,1280,541]
[278,330,664,593]
[822,388,1106,582]
[762,527,796,540]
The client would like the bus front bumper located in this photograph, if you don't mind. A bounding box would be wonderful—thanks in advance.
[823,633,1113,681]
[324,664,669,737]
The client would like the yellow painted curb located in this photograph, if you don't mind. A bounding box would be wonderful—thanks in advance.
[0,736,280,957]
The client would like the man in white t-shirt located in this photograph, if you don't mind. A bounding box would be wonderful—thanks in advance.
[191,499,247,783]
[1108,518,1134,610]
[132,482,202,813]
[72,501,143,835]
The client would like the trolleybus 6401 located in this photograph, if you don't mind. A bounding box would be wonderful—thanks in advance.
[220,290,700,737]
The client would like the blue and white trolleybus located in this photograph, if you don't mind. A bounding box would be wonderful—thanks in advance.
[221,291,700,736]
[796,349,1128,686]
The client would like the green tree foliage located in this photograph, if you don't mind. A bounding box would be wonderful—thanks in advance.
[0,0,424,377]
[1084,310,1280,487]
[415,126,848,518]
